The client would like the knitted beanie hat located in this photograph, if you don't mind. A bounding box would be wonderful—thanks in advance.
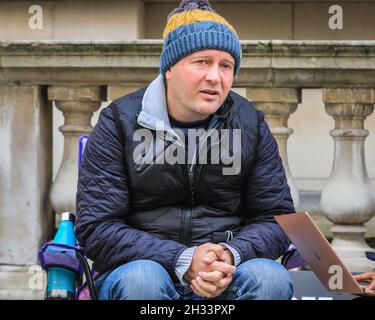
[160,0,242,76]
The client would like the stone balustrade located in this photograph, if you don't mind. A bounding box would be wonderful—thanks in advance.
[1,40,375,298]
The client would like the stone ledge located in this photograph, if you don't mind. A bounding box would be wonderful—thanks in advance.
[0,289,44,300]
[1,40,375,86]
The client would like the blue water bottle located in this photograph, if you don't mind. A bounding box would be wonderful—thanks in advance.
[45,212,77,300]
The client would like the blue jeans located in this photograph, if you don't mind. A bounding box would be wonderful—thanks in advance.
[95,258,293,300]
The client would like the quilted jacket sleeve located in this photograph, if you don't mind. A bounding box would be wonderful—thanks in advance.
[227,109,295,263]
[75,104,186,278]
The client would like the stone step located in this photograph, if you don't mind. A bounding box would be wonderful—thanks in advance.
[0,265,45,300]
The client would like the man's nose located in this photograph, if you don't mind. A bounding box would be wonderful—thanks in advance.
[205,64,221,83]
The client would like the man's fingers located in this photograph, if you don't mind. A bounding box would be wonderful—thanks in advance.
[353,272,375,293]
[354,272,375,281]
[218,273,233,288]
[190,281,205,297]
[191,277,226,298]
[203,251,217,264]
[191,279,213,298]
[198,271,233,289]
[195,276,218,294]
[211,260,236,274]
[204,245,225,261]
[198,270,224,283]
[365,280,375,292]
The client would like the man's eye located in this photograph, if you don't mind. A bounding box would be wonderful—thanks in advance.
[222,64,232,70]
[196,60,206,64]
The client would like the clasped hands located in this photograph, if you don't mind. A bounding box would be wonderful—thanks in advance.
[183,243,236,298]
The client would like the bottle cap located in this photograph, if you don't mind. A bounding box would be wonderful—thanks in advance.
[60,212,76,223]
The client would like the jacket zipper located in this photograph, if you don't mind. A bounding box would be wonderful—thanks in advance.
[138,98,234,247]
[181,114,229,247]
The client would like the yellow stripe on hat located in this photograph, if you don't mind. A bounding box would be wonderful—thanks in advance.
[163,9,237,39]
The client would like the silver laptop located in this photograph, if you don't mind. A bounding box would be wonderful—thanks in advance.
[275,211,375,297]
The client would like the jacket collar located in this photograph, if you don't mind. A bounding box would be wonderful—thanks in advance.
[137,74,173,132]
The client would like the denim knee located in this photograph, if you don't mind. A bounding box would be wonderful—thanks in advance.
[98,259,179,300]
[234,258,294,300]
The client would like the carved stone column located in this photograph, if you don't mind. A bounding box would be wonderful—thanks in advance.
[48,86,105,216]
[246,88,301,209]
[321,88,375,271]
[0,86,51,299]
[0,86,52,265]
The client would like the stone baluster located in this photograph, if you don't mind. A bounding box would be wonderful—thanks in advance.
[246,88,301,209]
[321,88,375,271]
[48,86,105,216]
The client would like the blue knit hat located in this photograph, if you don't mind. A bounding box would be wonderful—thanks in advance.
[160,0,242,76]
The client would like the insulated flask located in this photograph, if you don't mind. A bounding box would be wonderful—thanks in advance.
[45,212,77,300]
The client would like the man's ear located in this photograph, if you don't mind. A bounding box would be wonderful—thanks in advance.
[165,67,172,80]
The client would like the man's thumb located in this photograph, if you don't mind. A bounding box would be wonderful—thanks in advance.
[207,245,225,261]
[203,249,220,264]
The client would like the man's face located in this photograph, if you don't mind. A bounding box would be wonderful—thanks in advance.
[165,49,235,121]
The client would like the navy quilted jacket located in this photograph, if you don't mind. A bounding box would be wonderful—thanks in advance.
[76,80,295,281]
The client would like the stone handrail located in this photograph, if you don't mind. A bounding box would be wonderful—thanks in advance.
[1,40,375,86]
[1,40,375,274]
